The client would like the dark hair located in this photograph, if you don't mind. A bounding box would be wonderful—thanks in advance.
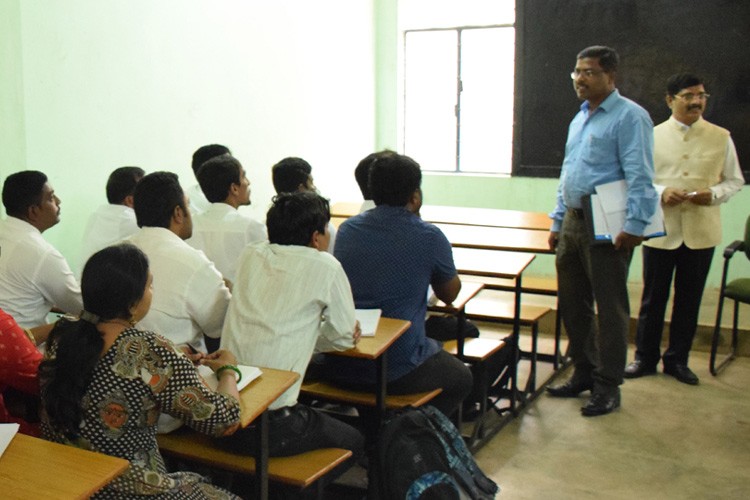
[106,166,145,204]
[39,244,150,438]
[272,157,312,194]
[133,171,186,228]
[666,73,703,96]
[191,144,231,175]
[369,153,422,207]
[197,155,243,203]
[266,191,330,246]
[577,45,619,73]
[355,150,396,199]
[2,170,48,218]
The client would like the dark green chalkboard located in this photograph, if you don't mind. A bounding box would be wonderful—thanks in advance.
[514,0,750,181]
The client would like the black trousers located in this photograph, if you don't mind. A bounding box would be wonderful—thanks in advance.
[634,244,714,367]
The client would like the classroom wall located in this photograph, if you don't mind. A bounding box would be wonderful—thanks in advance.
[7,0,375,274]
[0,0,26,196]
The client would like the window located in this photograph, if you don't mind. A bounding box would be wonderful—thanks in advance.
[402,24,515,174]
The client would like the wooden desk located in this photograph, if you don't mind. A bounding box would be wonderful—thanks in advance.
[436,223,552,254]
[428,280,485,358]
[237,367,298,500]
[330,202,551,231]
[328,317,411,420]
[0,433,128,499]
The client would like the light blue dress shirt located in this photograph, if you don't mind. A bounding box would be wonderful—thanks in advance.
[549,89,658,236]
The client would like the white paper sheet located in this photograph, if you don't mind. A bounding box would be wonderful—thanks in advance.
[197,364,263,392]
[355,308,382,337]
[0,423,19,459]
[594,179,666,243]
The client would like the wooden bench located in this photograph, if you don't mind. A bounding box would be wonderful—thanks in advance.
[157,428,353,497]
[300,381,442,410]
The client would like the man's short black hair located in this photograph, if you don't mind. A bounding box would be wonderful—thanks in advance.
[133,171,186,228]
[577,45,619,73]
[106,166,145,204]
[191,144,231,175]
[2,170,48,218]
[369,153,422,207]
[666,73,704,96]
[197,156,243,203]
[272,157,312,194]
[266,191,330,246]
[354,149,396,200]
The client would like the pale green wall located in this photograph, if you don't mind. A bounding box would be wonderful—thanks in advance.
[0,0,26,196]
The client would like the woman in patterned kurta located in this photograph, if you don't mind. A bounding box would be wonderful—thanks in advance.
[39,244,242,499]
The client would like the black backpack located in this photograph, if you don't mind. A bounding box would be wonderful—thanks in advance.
[372,405,499,500]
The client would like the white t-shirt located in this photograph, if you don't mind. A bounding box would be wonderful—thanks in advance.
[0,217,82,327]
[127,227,230,352]
[221,242,356,409]
[186,203,266,283]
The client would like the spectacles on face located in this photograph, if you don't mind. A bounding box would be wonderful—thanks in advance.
[570,69,605,79]
[673,92,710,101]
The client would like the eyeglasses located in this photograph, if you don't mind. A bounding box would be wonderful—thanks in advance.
[570,69,605,79]
[673,92,710,101]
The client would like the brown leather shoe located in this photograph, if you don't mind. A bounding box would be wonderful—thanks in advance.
[546,377,593,398]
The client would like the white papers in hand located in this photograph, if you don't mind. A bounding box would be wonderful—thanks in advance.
[355,308,382,337]
[594,180,665,243]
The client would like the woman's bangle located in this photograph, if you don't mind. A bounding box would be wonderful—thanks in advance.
[216,365,242,383]
[23,328,36,345]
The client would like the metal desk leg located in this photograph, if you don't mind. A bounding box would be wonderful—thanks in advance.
[376,354,388,427]
[254,411,269,500]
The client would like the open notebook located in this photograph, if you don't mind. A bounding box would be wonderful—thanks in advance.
[196,364,262,392]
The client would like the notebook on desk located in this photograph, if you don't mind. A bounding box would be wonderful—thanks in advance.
[355,308,382,337]
[197,364,262,392]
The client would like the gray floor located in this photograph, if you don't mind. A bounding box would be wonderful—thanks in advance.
[474,348,750,500]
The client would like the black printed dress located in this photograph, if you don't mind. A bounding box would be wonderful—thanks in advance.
[41,328,241,499]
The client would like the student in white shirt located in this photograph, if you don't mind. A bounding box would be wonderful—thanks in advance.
[271,156,338,254]
[220,191,364,458]
[187,155,266,285]
[187,144,231,216]
[78,166,144,275]
[127,171,230,354]
[0,171,82,327]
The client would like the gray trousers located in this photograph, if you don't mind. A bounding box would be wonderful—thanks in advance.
[556,211,633,393]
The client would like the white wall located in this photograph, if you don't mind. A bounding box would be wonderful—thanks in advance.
[16,0,375,266]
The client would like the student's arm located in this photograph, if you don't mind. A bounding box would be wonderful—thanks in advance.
[316,264,357,352]
[187,259,231,339]
[38,249,83,316]
[432,275,461,305]
[430,227,461,305]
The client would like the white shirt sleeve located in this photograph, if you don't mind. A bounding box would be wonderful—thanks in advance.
[710,136,745,205]
[38,249,83,315]
[315,264,356,352]
[186,262,231,339]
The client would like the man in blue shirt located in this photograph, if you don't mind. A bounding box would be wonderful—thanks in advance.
[547,46,658,416]
[326,153,473,417]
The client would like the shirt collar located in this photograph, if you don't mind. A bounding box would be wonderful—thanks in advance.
[2,216,41,234]
[580,88,620,113]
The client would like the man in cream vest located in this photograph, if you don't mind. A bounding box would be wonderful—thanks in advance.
[625,73,744,385]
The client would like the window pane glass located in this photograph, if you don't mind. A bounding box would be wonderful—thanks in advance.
[404,30,457,172]
[459,27,515,174]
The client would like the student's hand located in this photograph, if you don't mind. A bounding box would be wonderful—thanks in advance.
[686,189,713,206]
[185,352,205,365]
[201,349,239,372]
[352,320,362,345]
[548,231,559,251]
[613,231,644,250]
[662,187,689,206]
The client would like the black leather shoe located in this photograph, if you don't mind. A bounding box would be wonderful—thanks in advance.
[624,359,657,379]
[581,391,620,417]
[663,364,699,385]
[546,378,593,398]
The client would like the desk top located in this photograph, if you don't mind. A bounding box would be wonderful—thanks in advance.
[429,281,485,314]
[0,433,129,500]
[452,247,537,279]
[330,202,551,231]
[436,223,553,254]
[331,317,411,360]
[239,367,299,427]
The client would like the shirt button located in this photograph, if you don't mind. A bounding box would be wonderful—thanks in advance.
[682,154,689,160]
[683,172,689,176]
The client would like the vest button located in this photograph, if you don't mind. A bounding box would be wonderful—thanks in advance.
[683,171,689,176]
[682,154,689,160]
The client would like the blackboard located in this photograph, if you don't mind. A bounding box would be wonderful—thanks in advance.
[514,0,750,182]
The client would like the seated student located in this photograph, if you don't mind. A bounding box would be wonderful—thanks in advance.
[354,149,396,213]
[0,309,53,436]
[39,244,241,499]
[0,170,82,327]
[322,153,473,417]
[187,155,266,285]
[271,156,337,254]
[78,166,145,274]
[127,172,231,354]
[187,144,232,216]
[220,191,365,458]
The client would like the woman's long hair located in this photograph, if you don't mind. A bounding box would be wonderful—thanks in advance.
[39,244,149,437]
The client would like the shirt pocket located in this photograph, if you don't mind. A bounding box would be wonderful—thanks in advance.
[582,135,617,166]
